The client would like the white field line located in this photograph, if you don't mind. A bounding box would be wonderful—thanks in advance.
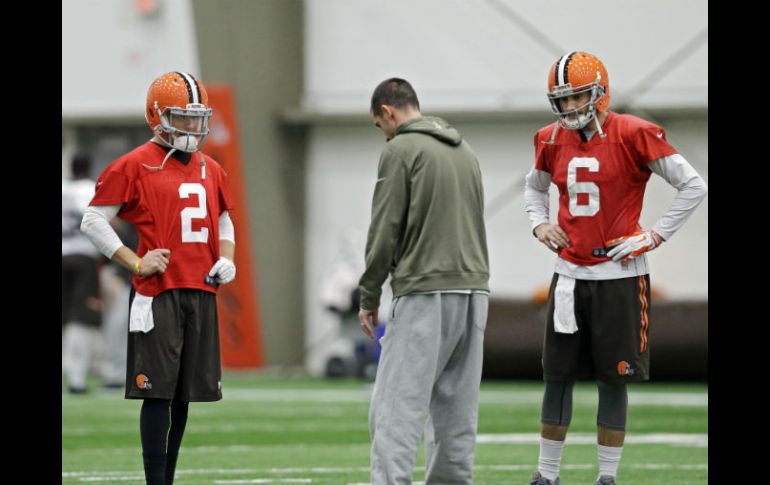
[64,460,708,482]
[65,463,709,483]
[214,480,312,484]
[62,421,369,435]
[64,431,708,457]
[341,464,709,484]
[221,389,708,407]
[476,432,708,447]
[65,388,707,407]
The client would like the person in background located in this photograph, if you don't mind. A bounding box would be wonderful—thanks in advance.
[62,153,103,394]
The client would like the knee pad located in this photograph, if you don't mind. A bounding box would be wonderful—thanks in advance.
[597,381,628,430]
[541,380,574,426]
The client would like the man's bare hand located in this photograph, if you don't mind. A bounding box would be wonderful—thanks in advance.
[140,248,171,276]
[358,308,379,340]
[534,224,570,253]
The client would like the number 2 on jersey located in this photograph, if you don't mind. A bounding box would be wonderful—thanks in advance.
[179,183,209,243]
[567,157,600,216]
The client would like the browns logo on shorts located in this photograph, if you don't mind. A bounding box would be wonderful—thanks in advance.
[135,374,152,390]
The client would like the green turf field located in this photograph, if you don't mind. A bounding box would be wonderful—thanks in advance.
[62,373,707,484]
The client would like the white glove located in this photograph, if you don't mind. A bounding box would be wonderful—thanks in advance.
[208,257,236,284]
[606,230,663,263]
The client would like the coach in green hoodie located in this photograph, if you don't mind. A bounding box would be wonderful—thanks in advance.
[359,78,490,485]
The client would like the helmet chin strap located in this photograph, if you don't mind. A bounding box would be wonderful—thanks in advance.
[147,133,206,180]
[142,145,177,172]
[546,109,605,144]
[595,115,607,138]
[544,122,560,145]
[151,130,175,150]
[591,81,607,138]
[587,105,607,139]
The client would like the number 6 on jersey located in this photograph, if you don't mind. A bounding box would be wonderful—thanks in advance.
[567,157,600,217]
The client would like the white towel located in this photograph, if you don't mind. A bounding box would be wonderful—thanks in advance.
[553,275,578,334]
[129,292,155,333]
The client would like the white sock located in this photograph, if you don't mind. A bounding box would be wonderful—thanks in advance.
[538,437,565,480]
[597,444,623,479]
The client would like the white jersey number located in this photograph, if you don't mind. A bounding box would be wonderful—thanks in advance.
[179,183,209,243]
[567,157,600,217]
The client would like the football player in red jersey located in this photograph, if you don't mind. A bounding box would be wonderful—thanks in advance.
[524,52,707,485]
[80,72,237,485]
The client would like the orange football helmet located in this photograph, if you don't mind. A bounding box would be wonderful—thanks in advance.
[546,52,610,130]
[145,71,212,152]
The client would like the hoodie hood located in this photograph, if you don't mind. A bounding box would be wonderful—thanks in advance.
[394,116,463,146]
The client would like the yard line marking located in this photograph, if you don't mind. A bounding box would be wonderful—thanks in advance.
[64,462,708,482]
[63,432,708,461]
[215,480,312,484]
[66,388,707,407]
[217,389,707,407]
[476,433,708,447]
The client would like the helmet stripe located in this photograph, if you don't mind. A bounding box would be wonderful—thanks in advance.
[189,74,203,104]
[175,71,200,104]
[557,52,577,86]
[553,59,561,87]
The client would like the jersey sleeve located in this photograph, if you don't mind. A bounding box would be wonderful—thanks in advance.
[218,169,235,213]
[90,161,135,206]
[534,131,551,172]
[632,123,678,167]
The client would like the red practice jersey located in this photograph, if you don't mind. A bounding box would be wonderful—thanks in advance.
[91,141,235,295]
[534,112,677,266]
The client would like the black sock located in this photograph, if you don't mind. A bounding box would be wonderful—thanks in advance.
[140,399,171,485]
[165,400,189,485]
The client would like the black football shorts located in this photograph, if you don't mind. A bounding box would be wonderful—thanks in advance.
[125,287,222,401]
[542,273,652,384]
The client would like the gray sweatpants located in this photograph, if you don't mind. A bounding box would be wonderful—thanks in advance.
[369,292,488,485]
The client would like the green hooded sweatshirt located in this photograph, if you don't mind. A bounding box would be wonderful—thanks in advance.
[359,116,489,311]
